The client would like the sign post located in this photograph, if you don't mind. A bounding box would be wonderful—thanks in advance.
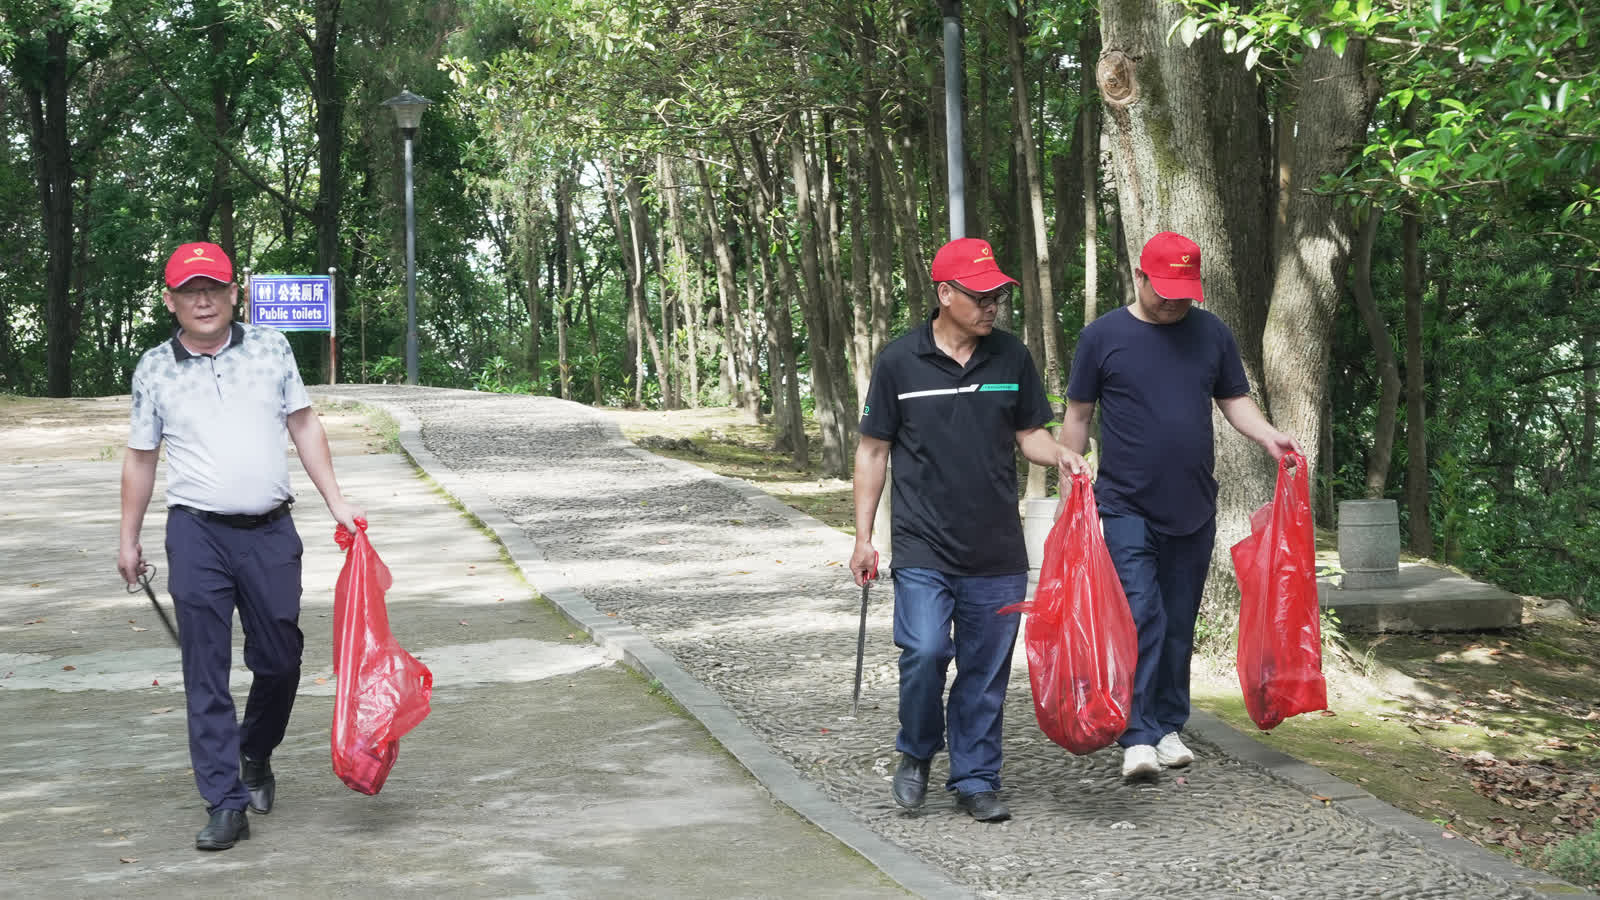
[249,273,336,383]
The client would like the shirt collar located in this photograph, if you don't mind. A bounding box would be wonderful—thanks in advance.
[915,314,995,369]
[170,322,244,362]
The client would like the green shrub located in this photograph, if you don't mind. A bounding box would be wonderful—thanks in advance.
[1545,824,1600,890]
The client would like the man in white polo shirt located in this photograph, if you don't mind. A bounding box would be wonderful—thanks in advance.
[117,242,363,850]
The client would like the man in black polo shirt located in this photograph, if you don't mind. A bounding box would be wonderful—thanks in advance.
[851,237,1088,822]
[1063,231,1299,781]
[117,242,363,850]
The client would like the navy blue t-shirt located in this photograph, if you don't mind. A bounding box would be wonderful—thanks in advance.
[860,319,1053,576]
[1066,306,1249,536]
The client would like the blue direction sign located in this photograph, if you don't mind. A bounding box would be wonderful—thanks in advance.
[250,275,332,331]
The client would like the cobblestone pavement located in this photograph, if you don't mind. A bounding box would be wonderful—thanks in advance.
[326,386,1545,900]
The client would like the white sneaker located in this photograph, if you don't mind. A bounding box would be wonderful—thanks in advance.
[1156,732,1194,768]
[1121,744,1160,779]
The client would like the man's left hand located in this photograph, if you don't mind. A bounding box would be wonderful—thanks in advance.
[328,498,365,532]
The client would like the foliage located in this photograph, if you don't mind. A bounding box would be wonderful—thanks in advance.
[1545,823,1600,891]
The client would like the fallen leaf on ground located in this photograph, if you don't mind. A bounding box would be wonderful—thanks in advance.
[314,678,327,685]
[152,678,159,686]
[62,665,76,671]
[131,626,147,632]
[151,707,173,714]
[119,857,137,864]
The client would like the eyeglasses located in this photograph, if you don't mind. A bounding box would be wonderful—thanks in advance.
[169,283,232,302]
[946,282,1012,309]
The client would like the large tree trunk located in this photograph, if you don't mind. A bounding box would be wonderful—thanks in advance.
[1098,0,1275,601]
[1261,43,1376,485]
[1350,204,1400,498]
[27,27,78,397]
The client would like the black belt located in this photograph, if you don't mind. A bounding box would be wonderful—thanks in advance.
[171,500,293,529]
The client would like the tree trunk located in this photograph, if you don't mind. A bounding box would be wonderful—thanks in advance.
[1261,43,1376,483]
[1009,6,1061,395]
[555,172,575,401]
[1350,203,1400,498]
[1098,0,1275,600]
[310,0,344,382]
[660,155,699,406]
[601,160,643,405]
[694,157,761,417]
[1401,138,1434,556]
[27,26,78,397]
[622,169,670,407]
[787,126,850,476]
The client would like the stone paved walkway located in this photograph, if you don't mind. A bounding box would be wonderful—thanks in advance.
[325,385,1574,900]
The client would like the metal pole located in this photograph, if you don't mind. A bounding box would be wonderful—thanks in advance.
[403,128,419,385]
[942,0,966,239]
[328,266,338,385]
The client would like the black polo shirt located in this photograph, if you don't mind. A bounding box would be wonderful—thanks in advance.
[859,317,1052,576]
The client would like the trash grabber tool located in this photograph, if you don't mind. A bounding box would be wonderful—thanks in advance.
[128,563,179,645]
[851,552,879,718]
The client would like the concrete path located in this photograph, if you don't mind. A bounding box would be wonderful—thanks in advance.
[0,448,911,897]
[312,385,1596,900]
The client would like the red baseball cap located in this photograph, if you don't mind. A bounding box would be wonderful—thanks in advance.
[164,242,234,289]
[930,238,1019,293]
[1139,231,1205,302]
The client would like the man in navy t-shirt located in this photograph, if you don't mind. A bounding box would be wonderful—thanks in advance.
[851,237,1088,823]
[1063,231,1300,781]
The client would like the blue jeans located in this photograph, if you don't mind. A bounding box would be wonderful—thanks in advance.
[1101,514,1216,747]
[892,567,1025,795]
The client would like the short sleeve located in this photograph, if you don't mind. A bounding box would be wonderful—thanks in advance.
[277,333,312,415]
[1213,320,1250,399]
[1066,325,1102,403]
[127,365,163,451]
[859,356,900,440]
[1013,354,1053,431]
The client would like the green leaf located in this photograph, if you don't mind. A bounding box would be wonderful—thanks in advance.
[1245,45,1262,70]
[1555,81,1570,112]
[1330,30,1349,57]
[1505,0,1521,13]
[1223,28,1237,53]
[1430,0,1445,26]
[1180,16,1199,47]
[1307,29,1322,50]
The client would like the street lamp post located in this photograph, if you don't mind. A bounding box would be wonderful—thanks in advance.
[939,0,966,239]
[381,88,432,385]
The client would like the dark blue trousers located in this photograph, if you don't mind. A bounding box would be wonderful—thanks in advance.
[891,567,1024,796]
[1101,514,1216,748]
[166,509,304,812]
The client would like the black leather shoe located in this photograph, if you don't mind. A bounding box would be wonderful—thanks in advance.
[891,754,931,809]
[241,754,275,815]
[195,808,250,850]
[956,790,1012,823]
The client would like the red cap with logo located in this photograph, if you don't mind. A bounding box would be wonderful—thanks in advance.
[164,242,234,289]
[1139,231,1205,302]
[930,237,1019,294]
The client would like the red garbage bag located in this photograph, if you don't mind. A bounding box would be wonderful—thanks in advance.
[331,521,433,794]
[1000,473,1137,754]
[1231,452,1327,730]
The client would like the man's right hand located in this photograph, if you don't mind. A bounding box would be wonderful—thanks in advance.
[118,542,147,585]
[850,541,880,587]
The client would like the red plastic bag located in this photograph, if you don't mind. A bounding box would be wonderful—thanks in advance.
[1000,474,1137,754]
[331,522,433,794]
[1231,452,1327,730]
